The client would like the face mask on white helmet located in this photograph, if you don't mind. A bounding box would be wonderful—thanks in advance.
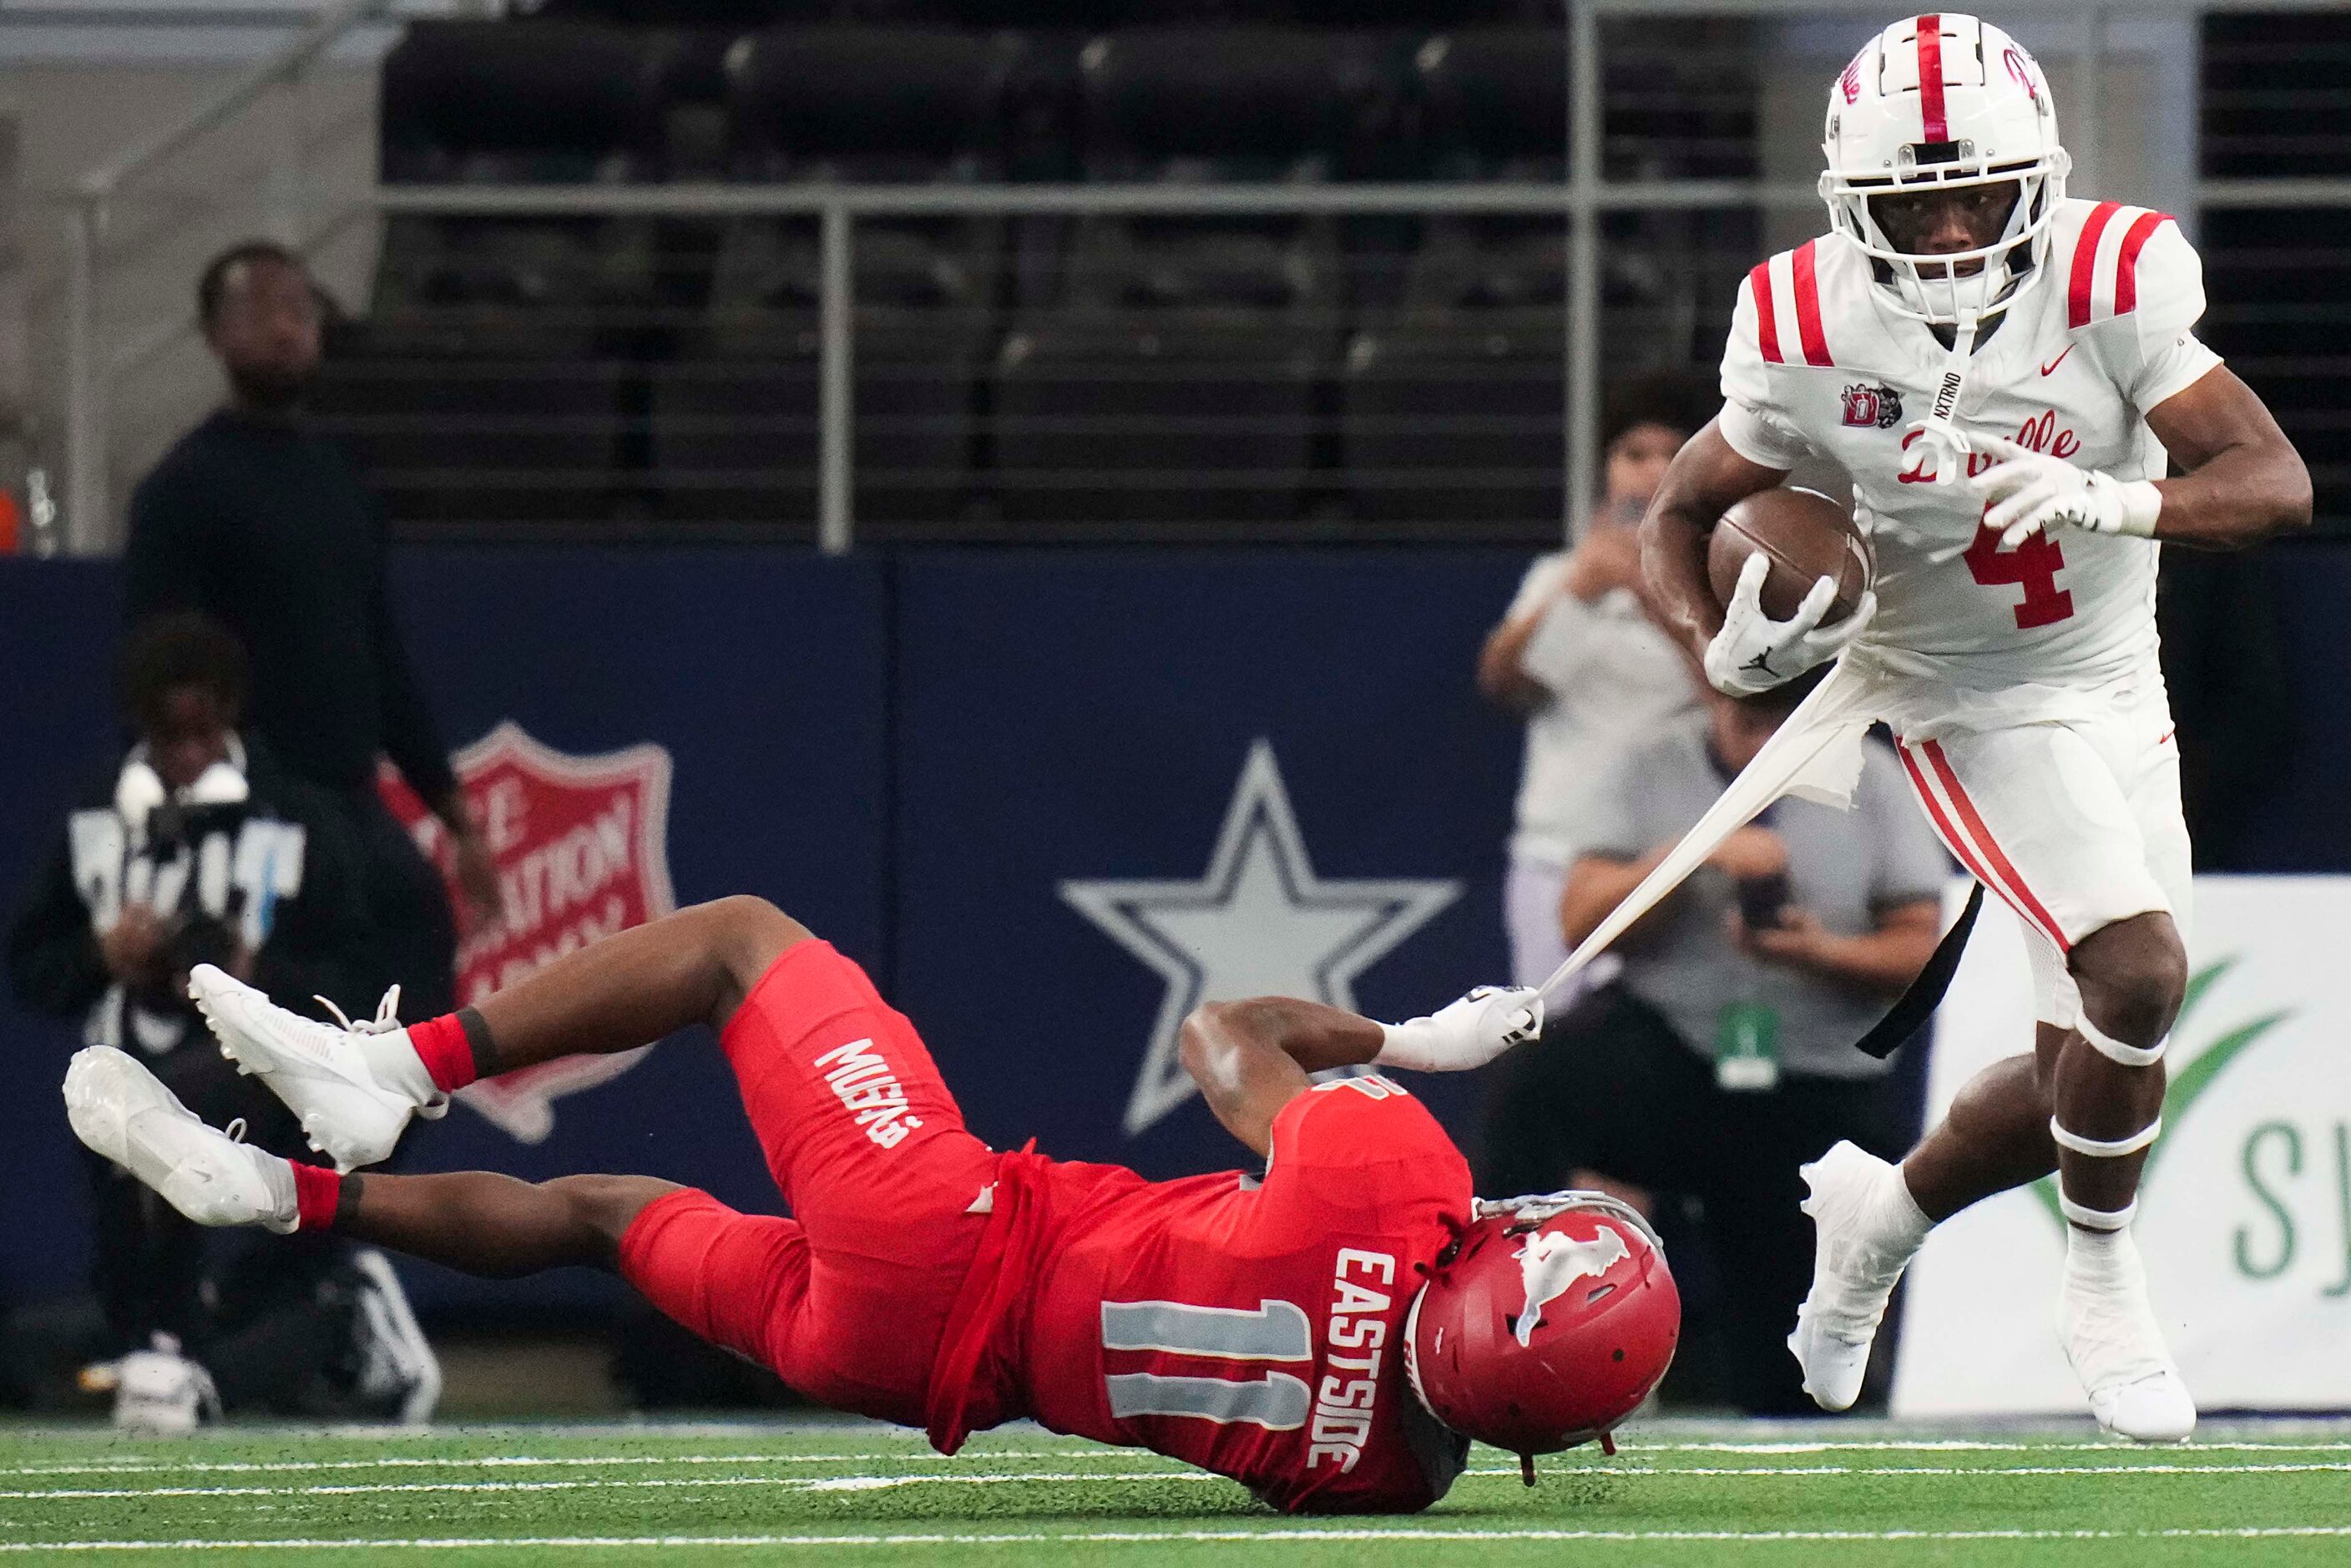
[1819,13,2069,329]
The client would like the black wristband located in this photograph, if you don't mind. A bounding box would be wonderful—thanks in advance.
[456,1005,500,1080]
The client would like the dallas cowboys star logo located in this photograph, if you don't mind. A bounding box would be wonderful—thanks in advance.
[1060,740,1460,1136]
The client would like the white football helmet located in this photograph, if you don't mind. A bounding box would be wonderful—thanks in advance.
[1820,13,2068,326]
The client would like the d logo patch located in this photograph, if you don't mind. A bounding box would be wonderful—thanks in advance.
[1842,382,1903,430]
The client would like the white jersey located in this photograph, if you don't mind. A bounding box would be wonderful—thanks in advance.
[1716,197,2223,695]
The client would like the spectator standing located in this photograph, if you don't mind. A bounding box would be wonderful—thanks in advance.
[8,612,438,1424]
[122,241,498,1018]
[1478,374,1715,989]
[1477,674,1949,1414]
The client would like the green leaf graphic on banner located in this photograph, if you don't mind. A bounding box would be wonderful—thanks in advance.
[2029,958,2294,1229]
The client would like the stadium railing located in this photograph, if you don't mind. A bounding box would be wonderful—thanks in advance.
[49,0,2351,554]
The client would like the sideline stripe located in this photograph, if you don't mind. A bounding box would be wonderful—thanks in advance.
[1790,241,1833,367]
[1920,740,2070,953]
[1750,261,1783,364]
[2070,200,2123,326]
[0,1472,1226,1503]
[8,1526,2351,1551]
[1894,743,2014,927]
[0,1452,1123,1479]
[1635,1440,2351,1453]
[13,1460,2350,1502]
[15,1438,2351,1480]
[18,1438,2351,1479]
[2112,210,2169,316]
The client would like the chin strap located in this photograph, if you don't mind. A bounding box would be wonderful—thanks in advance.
[1903,306,1982,498]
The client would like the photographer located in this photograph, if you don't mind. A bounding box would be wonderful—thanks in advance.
[1475,670,1949,1414]
[7,612,437,1425]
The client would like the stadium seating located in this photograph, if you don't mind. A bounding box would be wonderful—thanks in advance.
[312,357,635,530]
[1339,28,1565,530]
[990,28,1363,529]
[336,12,1762,538]
[315,23,664,527]
[647,28,1016,528]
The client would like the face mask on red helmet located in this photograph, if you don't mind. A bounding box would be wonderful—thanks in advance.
[1403,1191,1680,1481]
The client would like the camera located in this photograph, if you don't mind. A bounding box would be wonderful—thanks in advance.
[161,911,240,979]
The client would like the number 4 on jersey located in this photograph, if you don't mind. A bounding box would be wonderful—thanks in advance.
[1964,518,2075,630]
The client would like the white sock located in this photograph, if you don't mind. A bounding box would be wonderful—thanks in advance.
[2065,1222,2143,1296]
[357,1028,442,1108]
[1869,1163,1935,1256]
[254,1149,301,1235]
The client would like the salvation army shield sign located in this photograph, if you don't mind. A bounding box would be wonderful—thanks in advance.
[381,721,677,1142]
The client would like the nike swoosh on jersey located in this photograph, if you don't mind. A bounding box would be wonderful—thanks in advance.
[2040,345,2075,377]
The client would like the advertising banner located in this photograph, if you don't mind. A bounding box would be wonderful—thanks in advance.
[8,547,2348,1335]
[380,722,678,1144]
[1893,876,2351,1414]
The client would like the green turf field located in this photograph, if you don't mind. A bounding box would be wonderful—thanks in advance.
[1,1419,2346,1565]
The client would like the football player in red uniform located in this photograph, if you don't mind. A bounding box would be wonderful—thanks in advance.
[67,895,1677,1512]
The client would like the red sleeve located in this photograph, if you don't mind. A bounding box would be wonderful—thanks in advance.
[1251,1076,1472,1244]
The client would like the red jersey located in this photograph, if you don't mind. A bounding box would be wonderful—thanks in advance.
[926,1075,1474,1514]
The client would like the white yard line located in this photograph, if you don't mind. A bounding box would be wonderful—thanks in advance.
[1629,1440,2351,1454]
[6,1526,2351,1551]
[1473,1462,2351,1479]
[0,1472,1226,1502]
[11,1439,2351,1481]
[0,1452,1147,1479]
[7,1460,2348,1503]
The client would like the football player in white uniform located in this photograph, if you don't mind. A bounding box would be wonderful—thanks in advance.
[1637,14,2309,1441]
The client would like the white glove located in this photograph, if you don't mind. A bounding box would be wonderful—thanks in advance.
[1702,552,1876,697]
[1375,986,1543,1073]
[1970,435,2162,548]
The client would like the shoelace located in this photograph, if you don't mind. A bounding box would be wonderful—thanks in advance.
[316,985,404,1036]
[222,1117,248,1145]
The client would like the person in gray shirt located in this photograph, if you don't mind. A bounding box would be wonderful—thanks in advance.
[1477,374,1716,990]
[1477,668,1949,1414]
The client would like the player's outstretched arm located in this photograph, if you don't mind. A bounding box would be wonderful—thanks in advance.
[2141,367,2313,549]
[1179,999,1378,1157]
[1180,990,1542,1157]
[1639,421,1789,662]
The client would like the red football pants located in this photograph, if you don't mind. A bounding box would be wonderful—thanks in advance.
[614,939,999,1426]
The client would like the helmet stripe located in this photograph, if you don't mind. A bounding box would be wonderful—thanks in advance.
[2112,210,2171,316]
[1747,260,1783,363]
[1916,14,1949,143]
[2068,200,2124,327]
[1790,240,1833,367]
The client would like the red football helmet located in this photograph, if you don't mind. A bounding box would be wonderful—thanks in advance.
[1404,1191,1679,1469]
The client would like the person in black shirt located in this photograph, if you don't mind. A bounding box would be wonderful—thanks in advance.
[122,241,498,1016]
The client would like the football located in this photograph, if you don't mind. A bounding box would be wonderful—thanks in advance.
[1706,487,1873,625]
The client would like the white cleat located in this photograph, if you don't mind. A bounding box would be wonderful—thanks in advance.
[1788,1141,1924,1412]
[188,964,427,1173]
[63,1047,295,1232]
[2060,1232,2197,1444]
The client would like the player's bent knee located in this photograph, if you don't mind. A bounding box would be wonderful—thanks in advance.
[700,894,811,966]
[546,1174,683,1268]
[2070,913,2187,1045]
